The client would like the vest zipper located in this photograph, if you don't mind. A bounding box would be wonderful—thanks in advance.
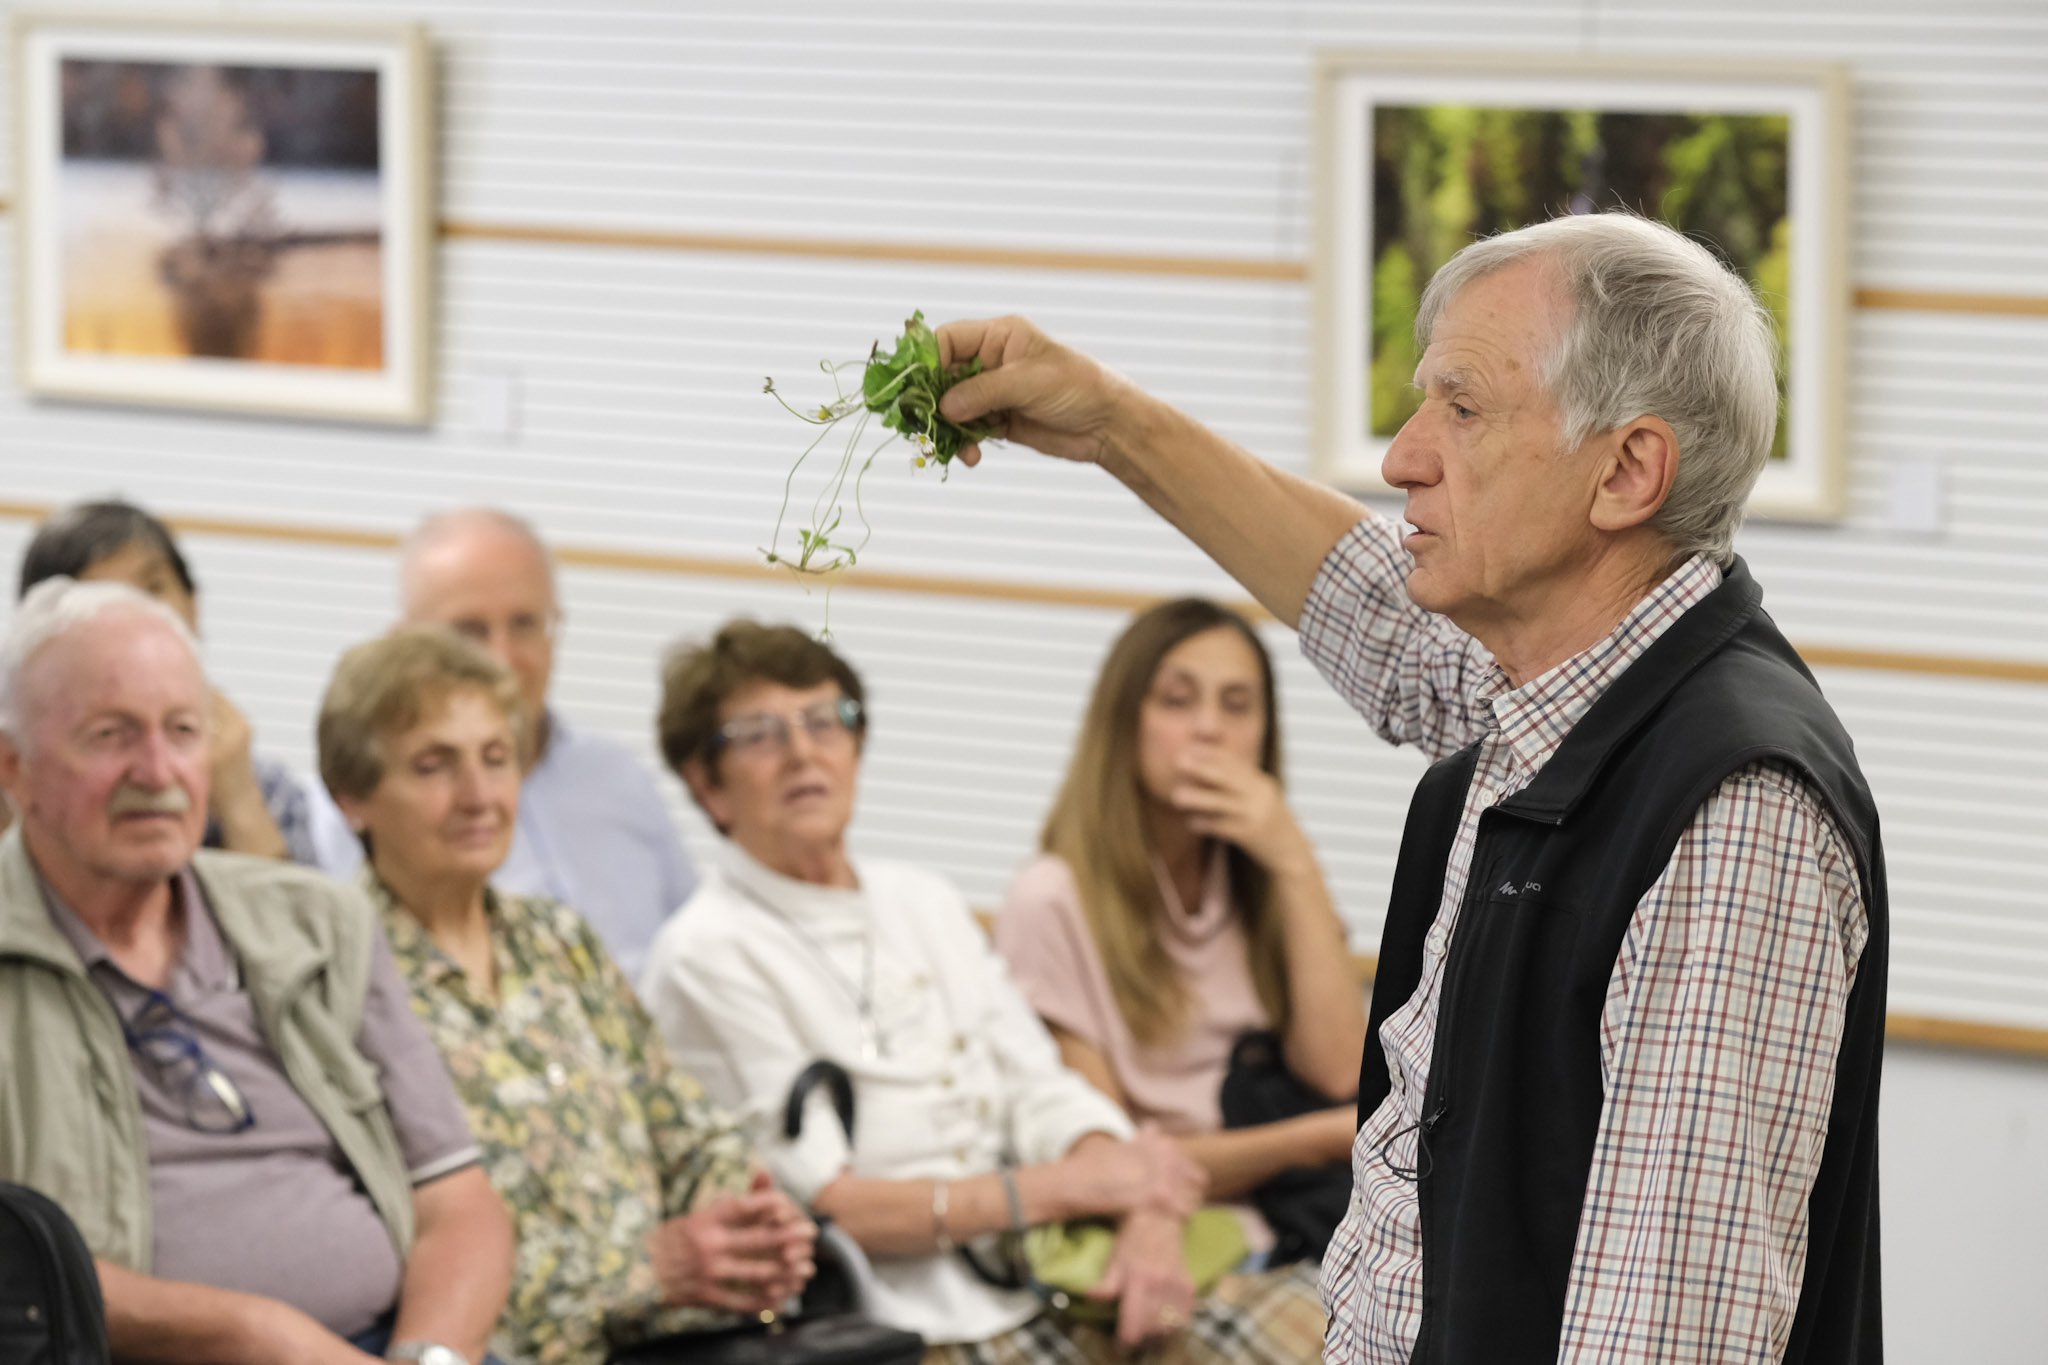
[73,969,155,1270]
[1408,841,1496,1362]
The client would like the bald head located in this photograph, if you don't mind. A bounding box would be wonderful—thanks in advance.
[399,508,555,614]
[397,508,559,744]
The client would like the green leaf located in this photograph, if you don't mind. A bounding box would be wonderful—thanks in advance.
[763,308,1008,583]
[903,312,940,371]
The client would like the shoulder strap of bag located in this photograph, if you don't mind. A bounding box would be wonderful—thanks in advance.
[0,1181,112,1364]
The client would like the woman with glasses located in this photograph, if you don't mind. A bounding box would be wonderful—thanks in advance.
[641,619,1326,1362]
[997,600,1366,1267]
[316,628,815,1365]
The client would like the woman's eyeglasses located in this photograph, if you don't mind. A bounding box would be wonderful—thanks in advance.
[121,988,256,1135]
[708,696,865,760]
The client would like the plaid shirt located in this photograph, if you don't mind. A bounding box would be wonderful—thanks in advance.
[1303,518,1870,1364]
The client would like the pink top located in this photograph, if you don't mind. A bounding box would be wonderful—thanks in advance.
[996,850,1271,1136]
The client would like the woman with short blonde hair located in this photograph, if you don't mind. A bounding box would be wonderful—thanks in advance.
[319,627,814,1365]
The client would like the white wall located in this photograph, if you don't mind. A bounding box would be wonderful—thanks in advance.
[1881,1043,2048,1363]
[3,1,2045,1357]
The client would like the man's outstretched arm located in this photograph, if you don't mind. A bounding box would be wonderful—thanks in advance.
[937,315,1370,628]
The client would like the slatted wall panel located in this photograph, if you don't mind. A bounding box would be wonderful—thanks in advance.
[1,0,2044,1030]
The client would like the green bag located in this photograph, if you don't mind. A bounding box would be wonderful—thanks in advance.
[1018,1208,1250,1320]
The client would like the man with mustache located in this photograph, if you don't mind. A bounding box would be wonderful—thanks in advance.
[0,577,514,1365]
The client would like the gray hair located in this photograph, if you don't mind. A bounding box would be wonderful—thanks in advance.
[0,577,203,739]
[1417,212,1779,564]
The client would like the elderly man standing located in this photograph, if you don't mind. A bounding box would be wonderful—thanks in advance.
[932,213,1886,1364]
[0,578,513,1364]
[310,508,696,982]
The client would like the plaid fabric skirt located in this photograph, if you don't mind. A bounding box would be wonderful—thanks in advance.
[921,1259,1325,1365]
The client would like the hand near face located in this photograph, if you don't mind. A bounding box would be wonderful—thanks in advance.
[206,689,258,795]
[1092,1208,1197,1350]
[648,1169,816,1315]
[934,316,1143,468]
[1168,749,1313,878]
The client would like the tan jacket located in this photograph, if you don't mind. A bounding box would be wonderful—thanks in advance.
[0,828,417,1270]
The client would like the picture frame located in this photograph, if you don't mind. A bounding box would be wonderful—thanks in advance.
[1311,52,1850,520]
[12,12,433,425]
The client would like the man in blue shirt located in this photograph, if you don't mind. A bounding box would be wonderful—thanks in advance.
[310,509,695,983]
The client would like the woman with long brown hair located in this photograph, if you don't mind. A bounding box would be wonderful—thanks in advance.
[998,598,1367,1262]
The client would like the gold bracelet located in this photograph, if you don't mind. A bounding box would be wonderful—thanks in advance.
[931,1179,955,1254]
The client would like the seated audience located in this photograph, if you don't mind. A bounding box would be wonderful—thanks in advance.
[998,599,1365,1262]
[640,620,1326,1362]
[13,499,316,863]
[308,508,694,983]
[316,626,815,1365]
[0,578,512,1364]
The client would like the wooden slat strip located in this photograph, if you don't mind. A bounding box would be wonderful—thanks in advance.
[440,219,1310,282]
[1853,288,2048,319]
[5,502,2047,687]
[0,196,2042,312]
[1883,1013,2048,1059]
[1346,955,2048,1062]
[1798,644,2048,687]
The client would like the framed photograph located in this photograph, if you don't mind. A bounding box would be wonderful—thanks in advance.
[12,13,433,424]
[1312,53,1849,520]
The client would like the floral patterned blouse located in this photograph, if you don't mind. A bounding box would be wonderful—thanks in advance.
[364,870,756,1365]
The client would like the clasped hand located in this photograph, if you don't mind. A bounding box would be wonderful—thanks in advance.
[1063,1127,1208,1221]
[1061,1131,1208,1347]
[647,1169,816,1316]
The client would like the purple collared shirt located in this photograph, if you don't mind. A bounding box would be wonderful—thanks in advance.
[42,868,477,1337]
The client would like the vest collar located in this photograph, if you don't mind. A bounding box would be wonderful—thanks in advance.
[0,833,321,1003]
[1495,555,1764,825]
[0,826,88,975]
[188,852,327,1001]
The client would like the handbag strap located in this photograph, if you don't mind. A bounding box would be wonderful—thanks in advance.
[779,1059,1056,1306]
[783,1059,856,1141]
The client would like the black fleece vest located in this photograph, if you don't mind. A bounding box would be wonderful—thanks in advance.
[1359,557,1888,1364]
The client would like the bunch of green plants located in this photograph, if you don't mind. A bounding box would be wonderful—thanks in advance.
[761,311,998,582]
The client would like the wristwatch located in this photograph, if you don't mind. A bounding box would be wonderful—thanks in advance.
[386,1343,471,1365]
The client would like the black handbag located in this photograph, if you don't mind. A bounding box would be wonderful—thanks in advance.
[1218,1030,1353,1266]
[608,1311,921,1365]
[0,1182,112,1365]
[607,1063,922,1365]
